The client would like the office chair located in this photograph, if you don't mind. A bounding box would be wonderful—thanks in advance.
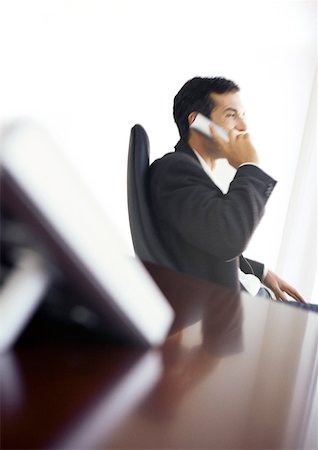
[127,124,175,269]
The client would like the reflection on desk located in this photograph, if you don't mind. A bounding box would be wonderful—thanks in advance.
[1,263,317,449]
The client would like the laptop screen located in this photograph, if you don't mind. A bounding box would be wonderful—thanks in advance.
[0,121,174,348]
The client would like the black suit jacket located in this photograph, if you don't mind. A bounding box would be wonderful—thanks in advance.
[148,138,277,289]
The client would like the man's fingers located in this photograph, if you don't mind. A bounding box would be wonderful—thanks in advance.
[228,128,236,144]
[275,285,307,304]
[274,289,288,301]
[280,281,307,303]
[285,287,307,304]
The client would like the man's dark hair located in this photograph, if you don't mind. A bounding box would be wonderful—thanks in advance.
[173,76,240,137]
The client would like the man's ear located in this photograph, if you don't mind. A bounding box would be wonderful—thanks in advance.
[188,112,198,125]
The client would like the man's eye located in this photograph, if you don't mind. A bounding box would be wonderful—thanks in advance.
[226,113,236,118]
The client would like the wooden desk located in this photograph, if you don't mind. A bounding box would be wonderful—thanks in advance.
[1,263,317,449]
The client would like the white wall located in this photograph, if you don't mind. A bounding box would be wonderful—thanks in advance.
[0,0,316,298]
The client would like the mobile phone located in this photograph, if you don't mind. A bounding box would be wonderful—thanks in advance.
[190,113,230,142]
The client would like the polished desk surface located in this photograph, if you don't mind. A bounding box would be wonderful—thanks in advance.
[1,262,317,450]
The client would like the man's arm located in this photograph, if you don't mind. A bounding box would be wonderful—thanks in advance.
[150,153,276,261]
[211,126,305,299]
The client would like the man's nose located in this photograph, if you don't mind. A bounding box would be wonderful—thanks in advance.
[235,116,247,132]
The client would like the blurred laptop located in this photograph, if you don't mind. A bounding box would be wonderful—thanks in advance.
[0,121,174,352]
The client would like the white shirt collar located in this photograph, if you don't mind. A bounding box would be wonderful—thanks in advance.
[192,148,226,193]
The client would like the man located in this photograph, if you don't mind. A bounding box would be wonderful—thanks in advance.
[149,76,307,305]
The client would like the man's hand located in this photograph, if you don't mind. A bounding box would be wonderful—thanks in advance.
[263,269,307,303]
[210,125,259,169]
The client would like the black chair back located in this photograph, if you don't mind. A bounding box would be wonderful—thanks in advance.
[127,124,175,269]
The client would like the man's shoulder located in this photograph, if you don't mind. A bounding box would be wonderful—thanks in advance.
[150,150,200,173]
[148,150,210,196]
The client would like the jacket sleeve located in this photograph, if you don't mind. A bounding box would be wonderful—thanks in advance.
[149,154,276,261]
[240,256,265,281]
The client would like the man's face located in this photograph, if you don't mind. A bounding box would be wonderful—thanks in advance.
[209,92,247,132]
